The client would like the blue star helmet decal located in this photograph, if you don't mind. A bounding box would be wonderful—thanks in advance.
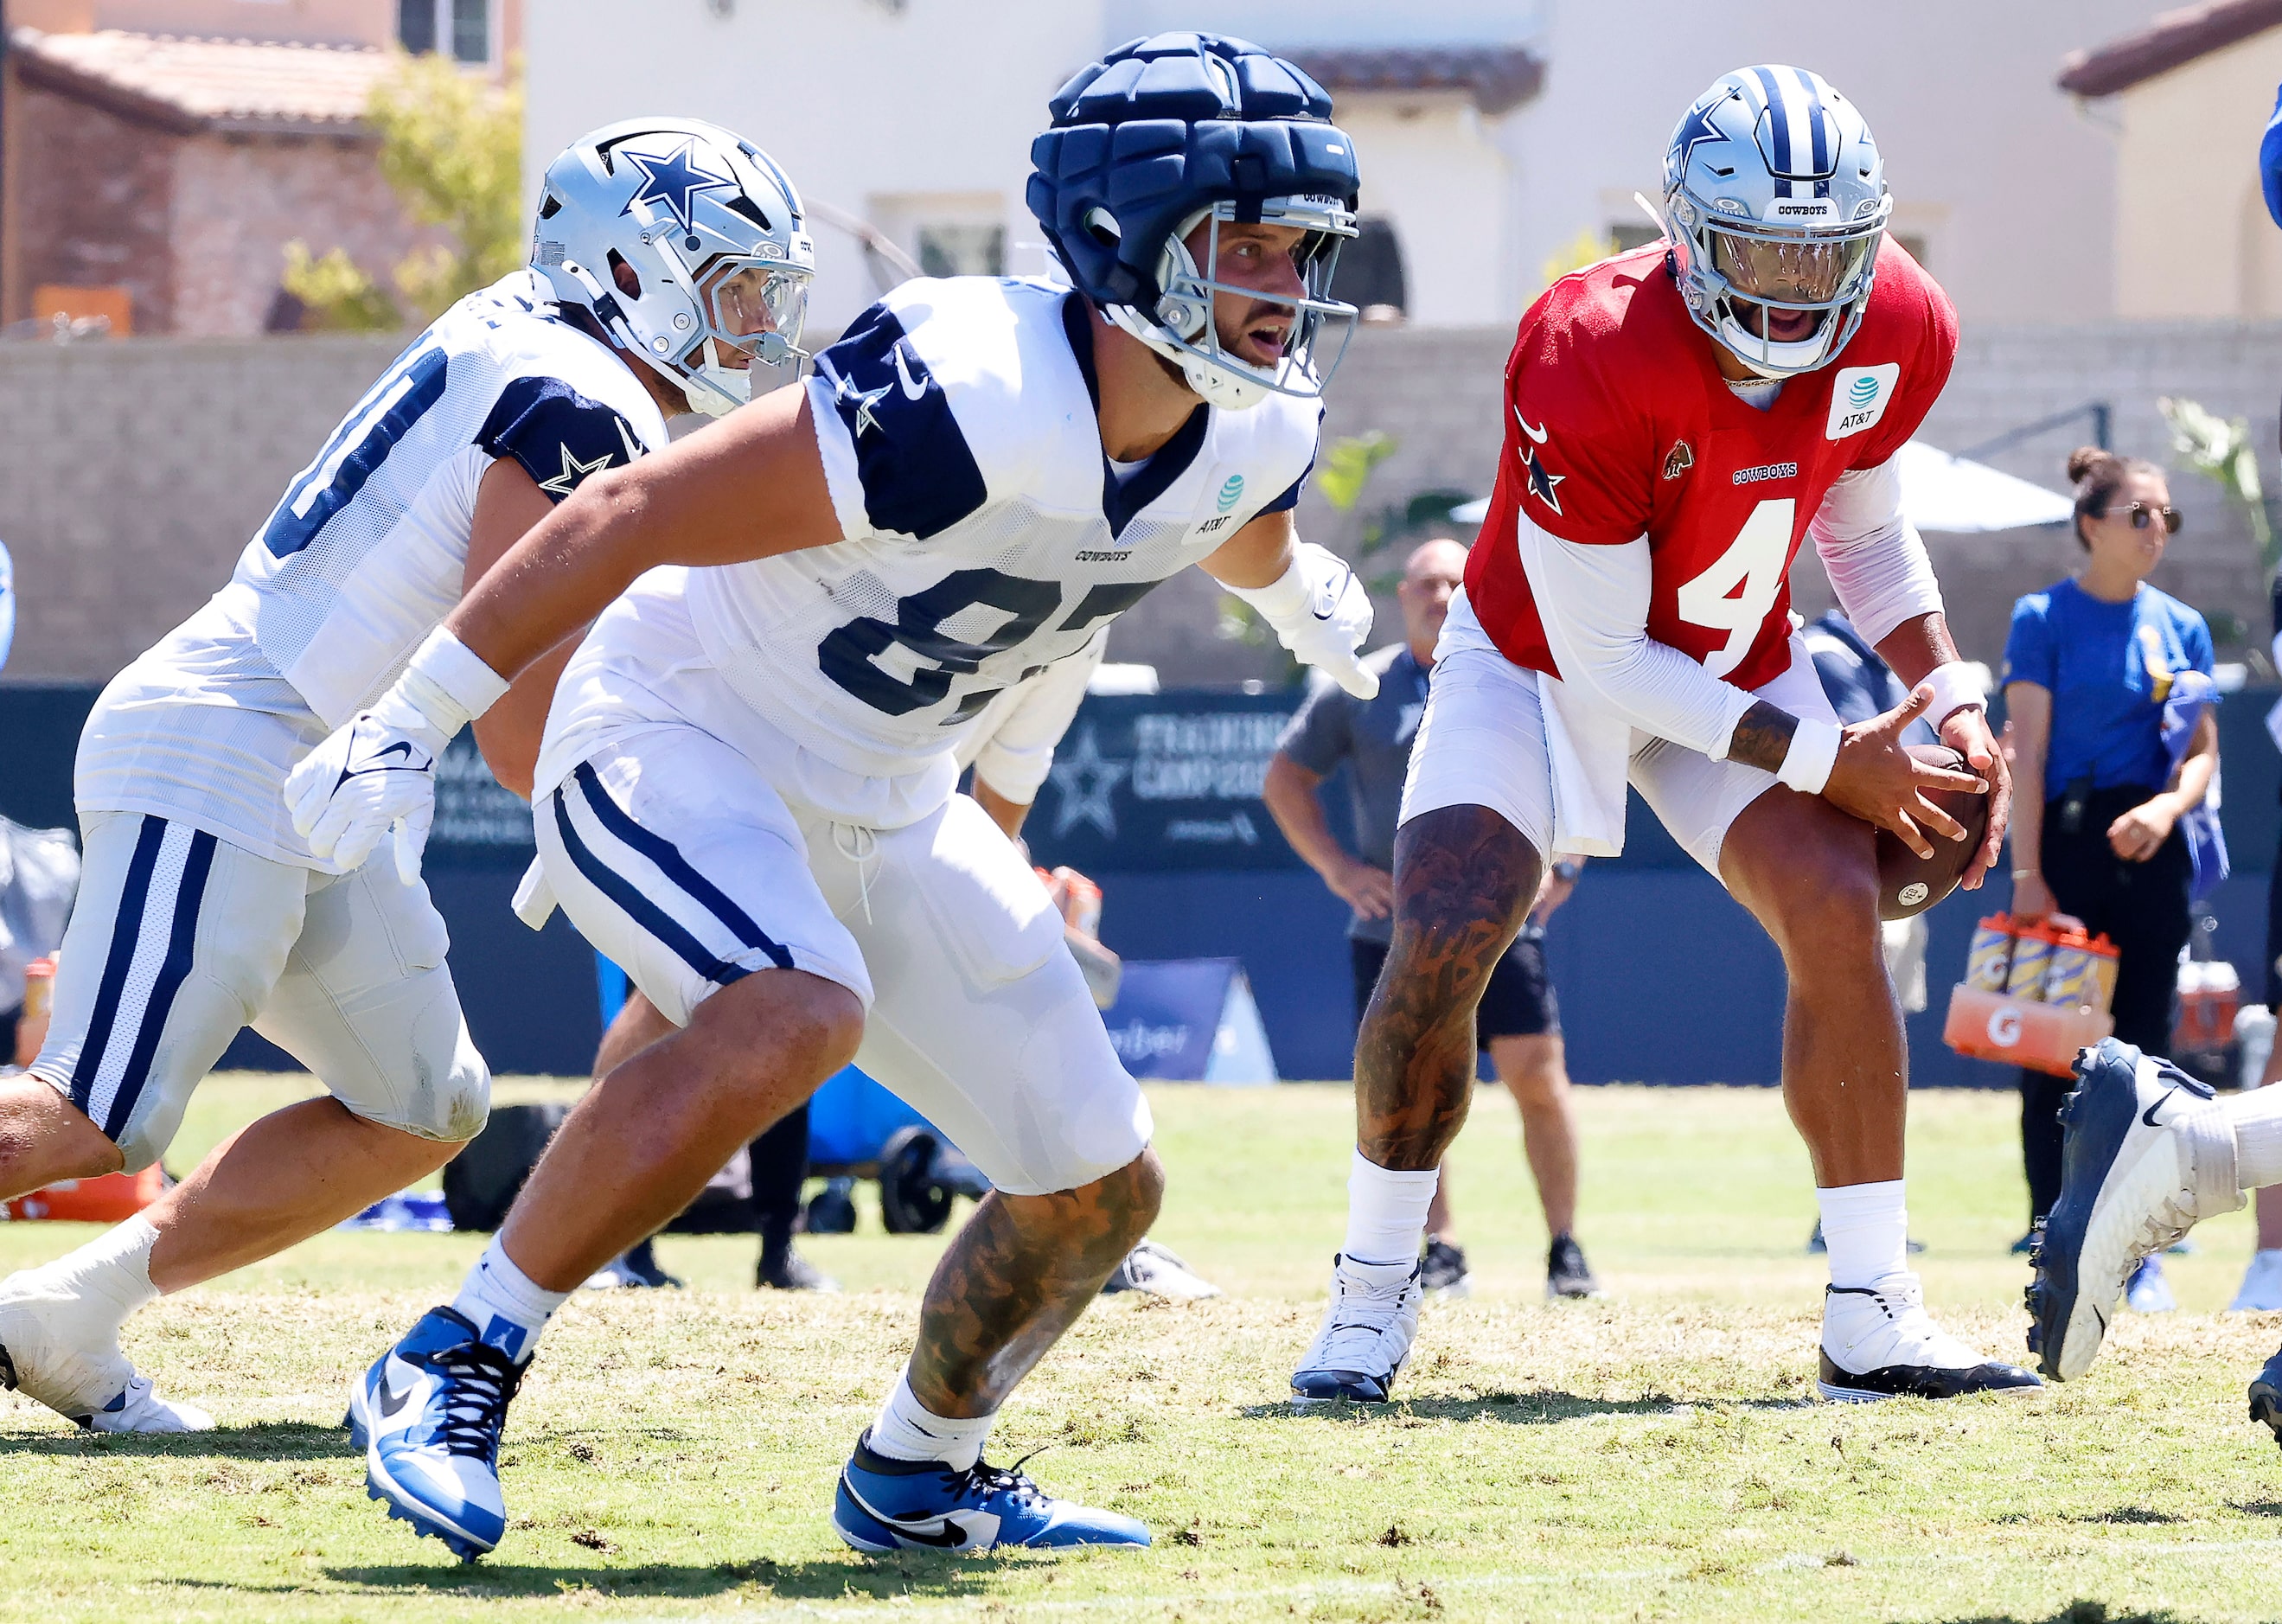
[623,139,735,234]
[1668,94,1732,182]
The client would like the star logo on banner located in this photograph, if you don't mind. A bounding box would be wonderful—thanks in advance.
[623,139,734,234]
[538,442,616,496]
[1047,726,1129,839]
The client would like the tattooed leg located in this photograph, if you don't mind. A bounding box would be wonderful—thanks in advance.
[1357,805,1544,1172]
[904,1149,1165,1418]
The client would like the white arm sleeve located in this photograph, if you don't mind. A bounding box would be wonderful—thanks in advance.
[965,629,1107,805]
[1810,458,1943,648]
[1513,514,1758,757]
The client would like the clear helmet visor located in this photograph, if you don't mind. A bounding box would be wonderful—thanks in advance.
[691,257,811,374]
[1710,227,1874,313]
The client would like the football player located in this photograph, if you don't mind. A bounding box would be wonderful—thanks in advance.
[0,118,811,1433]
[1293,66,2042,1405]
[303,34,1372,1558]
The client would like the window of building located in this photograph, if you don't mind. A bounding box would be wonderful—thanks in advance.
[399,0,489,63]
[917,223,1004,278]
[1332,216,1406,319]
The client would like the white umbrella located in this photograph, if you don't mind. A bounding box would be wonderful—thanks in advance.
[1892,441,2074,533]
[1444,440,2074,534]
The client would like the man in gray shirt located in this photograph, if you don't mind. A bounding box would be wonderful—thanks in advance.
[1263,538,1598,1301]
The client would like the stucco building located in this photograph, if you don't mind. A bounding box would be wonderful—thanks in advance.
[2061,0,2282,318]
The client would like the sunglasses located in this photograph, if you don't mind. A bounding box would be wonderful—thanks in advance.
[2097,502,2183,534]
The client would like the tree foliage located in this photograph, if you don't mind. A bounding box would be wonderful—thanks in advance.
[281,53,522,331]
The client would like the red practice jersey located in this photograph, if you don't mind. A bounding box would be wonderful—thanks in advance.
[1464,239,1957,693]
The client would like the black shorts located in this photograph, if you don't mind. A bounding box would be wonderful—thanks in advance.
[1351,928,1559,1043]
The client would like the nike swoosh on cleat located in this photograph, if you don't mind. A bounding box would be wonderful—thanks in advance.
[374,1376,417,1418]
[2143,1090,2183,1128]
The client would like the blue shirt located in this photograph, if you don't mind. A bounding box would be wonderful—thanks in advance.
[2002,579,2214,800]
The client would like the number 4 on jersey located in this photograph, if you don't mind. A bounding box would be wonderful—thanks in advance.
[1674,498,1793,681]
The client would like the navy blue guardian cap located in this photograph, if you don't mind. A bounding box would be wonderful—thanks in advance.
[1028,32,1362,410]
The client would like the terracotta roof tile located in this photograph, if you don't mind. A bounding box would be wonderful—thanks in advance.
[2057,0,2282,97]
[8,27,393,134]
[1283,46,1544,118]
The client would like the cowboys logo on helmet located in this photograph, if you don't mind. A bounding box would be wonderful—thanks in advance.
[1027,32,1363,410]
[531,118,815,417]
[1662,65,1891,379]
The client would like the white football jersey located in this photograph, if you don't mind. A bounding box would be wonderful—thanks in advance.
[80,271,668,866]
[537,276,1319,815]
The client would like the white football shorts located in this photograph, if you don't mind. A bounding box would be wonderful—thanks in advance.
[1401,611,1839,879]
[532,723,1153,1198]
[31,811,489,1171]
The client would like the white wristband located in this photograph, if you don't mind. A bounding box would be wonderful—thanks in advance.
[1777,715,1842,796]
[1919,659,1985,725]
[1226,554,1310,623]
[400,627,510,733]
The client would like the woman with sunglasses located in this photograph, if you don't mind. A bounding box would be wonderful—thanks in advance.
[2001,447,2218,1301]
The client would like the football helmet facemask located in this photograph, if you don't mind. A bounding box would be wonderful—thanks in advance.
[1662,65,1891,379]
[532,118,815,417]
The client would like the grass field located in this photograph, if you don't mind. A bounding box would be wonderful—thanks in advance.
[6,1075,2282,1624]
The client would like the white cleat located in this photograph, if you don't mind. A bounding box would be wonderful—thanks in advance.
[1819,1273,2042,1403]
[2230,1250,2282,1313]
[1290,1254,1421,1403]
[0,1270,212,1433]
[1101,1239,1221,1301]
[2026,1040,2244,1380]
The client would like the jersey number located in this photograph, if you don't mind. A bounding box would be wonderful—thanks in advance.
[1673,498,1793,680]
[259,348,450,559]
[818,570,1154,719]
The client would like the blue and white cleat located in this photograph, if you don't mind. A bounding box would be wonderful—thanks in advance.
[832,1430,1150,1552]
[1290,1254,1422,1403]
[1818,1275,2041,1402]
[2026,1040,2242,1381]
[347,1307,527,1561]
[2249,1346,2282,1448]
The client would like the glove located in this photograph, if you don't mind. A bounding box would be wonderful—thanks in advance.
[284,628,508,883]
[1230,541,1378,700]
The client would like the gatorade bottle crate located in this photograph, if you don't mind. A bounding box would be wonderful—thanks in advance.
[1942,987,2113,1077]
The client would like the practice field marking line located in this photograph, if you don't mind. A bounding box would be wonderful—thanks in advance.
[601,1537,2282,1623]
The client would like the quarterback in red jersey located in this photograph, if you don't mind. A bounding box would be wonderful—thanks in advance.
[1295,66,2040,1406]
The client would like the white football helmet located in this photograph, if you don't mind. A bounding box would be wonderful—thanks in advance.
[531,118,815,416]
[1662,66,1891,379]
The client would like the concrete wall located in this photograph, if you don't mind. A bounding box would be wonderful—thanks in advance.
[0,333,405,681]
[2108,28,2282,319]
[5,317,2280,687]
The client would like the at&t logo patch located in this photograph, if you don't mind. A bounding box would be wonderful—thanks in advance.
[1825,364,1899,441]
[1217,474,1245,512]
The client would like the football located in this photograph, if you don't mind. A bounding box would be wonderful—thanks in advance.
[1875,745,1990,921]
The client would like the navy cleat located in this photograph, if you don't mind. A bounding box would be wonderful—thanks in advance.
[347,1306,527,1561]
[1819,1276,2041,1403]
[1290,1254,1422,1403]
[832,1430,1150,1552]
[2251,1346,2282,1449]
[2026,1040,2241,1381]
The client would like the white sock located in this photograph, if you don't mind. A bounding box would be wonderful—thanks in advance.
[450,1238,567,1361]
[1817,1180,1908,1290]
[867,1371,994,1472]
[41,1214,159,1330]
[1342,1149,1440,1269]
[2227,1086,2282,1190]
